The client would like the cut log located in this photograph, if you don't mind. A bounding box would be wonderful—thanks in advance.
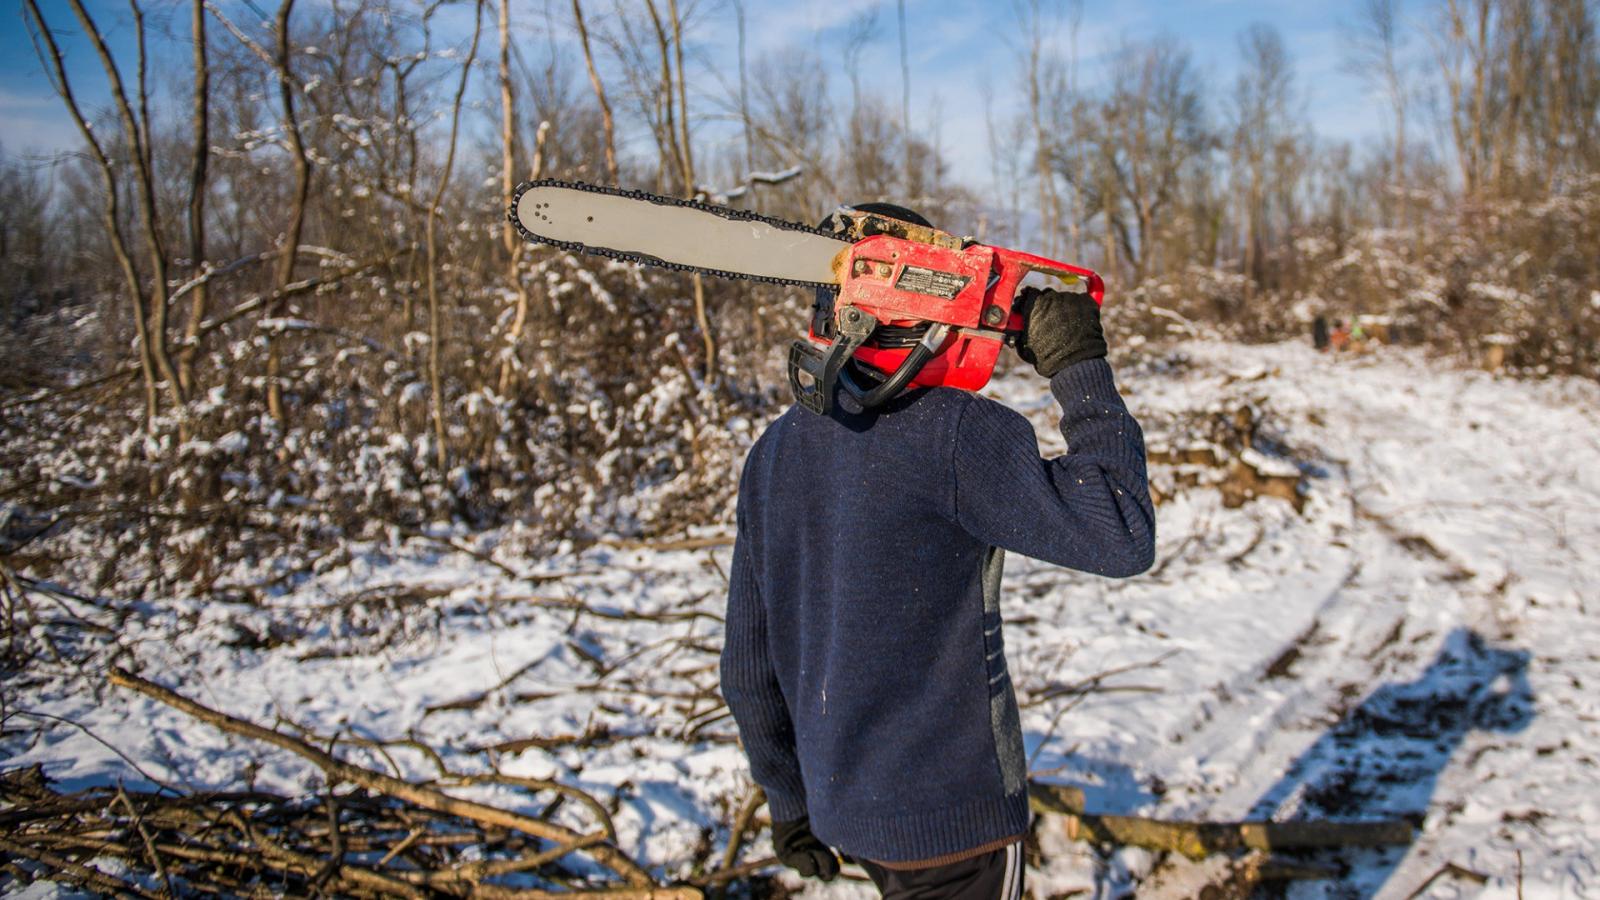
[1028,783,1413,861]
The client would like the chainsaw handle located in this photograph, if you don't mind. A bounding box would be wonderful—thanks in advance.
[987,247,1104,334]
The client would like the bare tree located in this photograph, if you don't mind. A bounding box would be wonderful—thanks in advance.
[1017,0,1065,259]
[427,0,486,471]
[88,0,184,416]
[1090,38,1209,284]
[1231,23,1298,289]
[669,0,695,194]
[266,0,312,426]
[23,0,184,431]
[497,0,551,396]
[842,9,878,117]
[1345,0,1410,226]
[23,1,155,425]
[897,0,911,138]
[1433,0,1495,196]
[179,0,211,397]
[732,0,754,177]
[667,0,714,385]
[572,0,620,183]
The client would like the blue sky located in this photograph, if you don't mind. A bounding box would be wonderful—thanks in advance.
[3,0,1402,190]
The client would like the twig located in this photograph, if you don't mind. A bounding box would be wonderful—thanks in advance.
[1402,862,1490,898]
[0,834,162,899]
[1022,650,1180,708]
[441,772,617,842]
[115,782,175,898]
[493,593,723,626]
[598,535,733,552]
[719,787,765,874]
[694,856,780,887]
[223,808,429,899]
[5,709,183,796]
[376,826,425,867]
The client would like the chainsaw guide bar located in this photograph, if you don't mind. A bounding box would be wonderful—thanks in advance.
[508,180,850,288]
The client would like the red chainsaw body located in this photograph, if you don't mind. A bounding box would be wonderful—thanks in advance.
[807,234,1105,392]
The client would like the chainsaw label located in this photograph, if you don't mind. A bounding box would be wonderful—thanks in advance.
[894,266,970,301]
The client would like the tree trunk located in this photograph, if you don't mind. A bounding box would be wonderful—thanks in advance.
[571,0,619,184]
[733,0,752,177]
[1023,0,1060,259]
[498,0,518,262]
[897,0,911,139]
[499,122,550,396]
[497,0,523,397]
[426,0,485,472]
[664,0,713,387]
[179,0,210,398]
[123,1,184,416]
[67,0,184,416]
[643,0,683,194]
[1469,0,1490,196]
[268,0,312,427]
[668,0,694,196]
[1028,783,1414,861]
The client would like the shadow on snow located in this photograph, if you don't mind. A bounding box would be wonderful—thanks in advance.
[1026,627,1534,898]
[1248,627,1533,898]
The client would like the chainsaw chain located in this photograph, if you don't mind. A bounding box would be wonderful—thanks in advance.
[507,179,843,288]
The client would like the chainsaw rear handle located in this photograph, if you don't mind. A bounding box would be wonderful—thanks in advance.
[789,306,877,415]
[788,235,1104,415]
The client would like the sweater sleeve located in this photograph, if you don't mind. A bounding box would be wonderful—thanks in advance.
[719,504,809,821]
[952,358,1156,577]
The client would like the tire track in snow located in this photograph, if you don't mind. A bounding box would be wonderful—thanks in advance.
[1138,344,1600,898]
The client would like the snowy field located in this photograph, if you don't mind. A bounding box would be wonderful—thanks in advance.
[5,339,1598,898]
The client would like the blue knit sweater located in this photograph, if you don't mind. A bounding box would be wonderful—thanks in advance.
[720,358,1154,865]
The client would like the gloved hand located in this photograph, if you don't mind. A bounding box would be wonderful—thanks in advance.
[771,817,839,881]
[1015,285,1107,378]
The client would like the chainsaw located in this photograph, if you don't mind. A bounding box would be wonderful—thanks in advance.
[508,181,1103,415]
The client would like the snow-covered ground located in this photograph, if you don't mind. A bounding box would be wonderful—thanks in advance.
[5,340,1598,898]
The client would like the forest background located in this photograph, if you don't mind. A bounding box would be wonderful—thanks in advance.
[1,0,1596,620]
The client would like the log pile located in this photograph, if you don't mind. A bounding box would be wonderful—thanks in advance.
[1146,404,1307,513]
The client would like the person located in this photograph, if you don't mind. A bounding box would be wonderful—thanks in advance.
[1330,318,1351,352]
[719,202,1155,900]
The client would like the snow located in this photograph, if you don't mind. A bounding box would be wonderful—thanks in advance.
[214,430,250,454]
[1240,445,1301,479]
[6,340,1600,897]
[749,166,803,184]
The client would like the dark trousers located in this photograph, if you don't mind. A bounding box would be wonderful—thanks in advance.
[857,843,1024,900]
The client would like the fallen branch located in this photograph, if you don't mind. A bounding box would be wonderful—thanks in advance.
[1028,782,1414,861]
[694,856,780,887]
[597,535,733,552]
[719,787,765,874]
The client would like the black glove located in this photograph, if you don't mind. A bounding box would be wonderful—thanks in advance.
[1015,286,1107,378]
[771,817,839,881]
